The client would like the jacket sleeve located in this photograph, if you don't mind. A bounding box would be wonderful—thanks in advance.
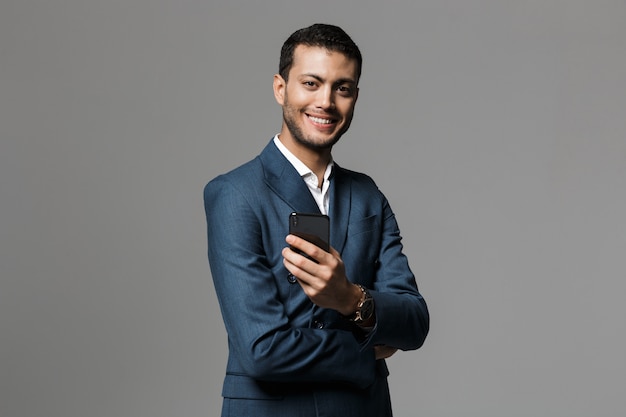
[359,193,430,352]
[204,176,377,389]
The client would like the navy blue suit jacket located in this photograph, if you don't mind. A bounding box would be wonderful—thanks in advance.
[204,140,429,417]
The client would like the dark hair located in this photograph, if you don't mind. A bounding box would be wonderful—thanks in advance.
[279,23,362,82]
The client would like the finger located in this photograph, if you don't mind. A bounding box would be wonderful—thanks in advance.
[283,259,322,300]
[374,346,398,360]
[282,245,316,272]
[282,250,316,286]
[286,234,328,263]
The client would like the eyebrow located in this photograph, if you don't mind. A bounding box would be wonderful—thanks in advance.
[301,73,357,85]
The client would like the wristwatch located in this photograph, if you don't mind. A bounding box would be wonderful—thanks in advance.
[346,284,374,325]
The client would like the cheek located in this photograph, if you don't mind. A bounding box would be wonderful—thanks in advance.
[286,86,312,106]
[338,103,356,119]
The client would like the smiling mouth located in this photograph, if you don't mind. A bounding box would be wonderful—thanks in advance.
[307,115,337,125]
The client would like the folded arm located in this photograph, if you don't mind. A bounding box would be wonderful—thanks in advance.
[204,177,377,388]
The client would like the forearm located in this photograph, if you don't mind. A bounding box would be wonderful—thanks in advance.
[366,290,429,350]
[221,314,377,387]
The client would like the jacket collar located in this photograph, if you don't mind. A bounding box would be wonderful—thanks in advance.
[328,165,351,254]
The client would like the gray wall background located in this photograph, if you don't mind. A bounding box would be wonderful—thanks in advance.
[1,1,625,416]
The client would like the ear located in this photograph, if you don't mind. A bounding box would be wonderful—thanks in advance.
[273,74,286,106]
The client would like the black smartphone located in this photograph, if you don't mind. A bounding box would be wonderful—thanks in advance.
[289,213,330,259]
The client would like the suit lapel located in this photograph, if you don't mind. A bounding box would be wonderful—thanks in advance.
[328,164,351,254]
[259,140,321,214]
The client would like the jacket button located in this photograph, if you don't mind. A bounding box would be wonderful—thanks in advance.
[314,321,324,329]
[287,273,297,284]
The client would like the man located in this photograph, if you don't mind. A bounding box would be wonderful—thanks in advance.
[204,23,429,417]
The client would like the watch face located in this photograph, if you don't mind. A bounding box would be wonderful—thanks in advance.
[360,299,374,321]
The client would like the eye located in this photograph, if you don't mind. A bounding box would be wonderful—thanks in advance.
[337,85,354,96]
[303,81,317,88]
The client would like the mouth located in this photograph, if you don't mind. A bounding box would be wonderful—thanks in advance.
[306,114,338,128]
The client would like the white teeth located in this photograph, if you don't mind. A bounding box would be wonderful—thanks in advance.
[309,116,333,124]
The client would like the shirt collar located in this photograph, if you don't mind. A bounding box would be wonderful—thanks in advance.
[273,135,334,185]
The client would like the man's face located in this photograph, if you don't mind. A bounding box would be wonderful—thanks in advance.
[274,45,359,151]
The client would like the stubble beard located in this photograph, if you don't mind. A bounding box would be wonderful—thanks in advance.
[281,99,352,151]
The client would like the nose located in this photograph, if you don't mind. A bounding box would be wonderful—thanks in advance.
[317,86,335,110]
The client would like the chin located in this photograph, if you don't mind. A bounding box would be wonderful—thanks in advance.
[296,134,341,150]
